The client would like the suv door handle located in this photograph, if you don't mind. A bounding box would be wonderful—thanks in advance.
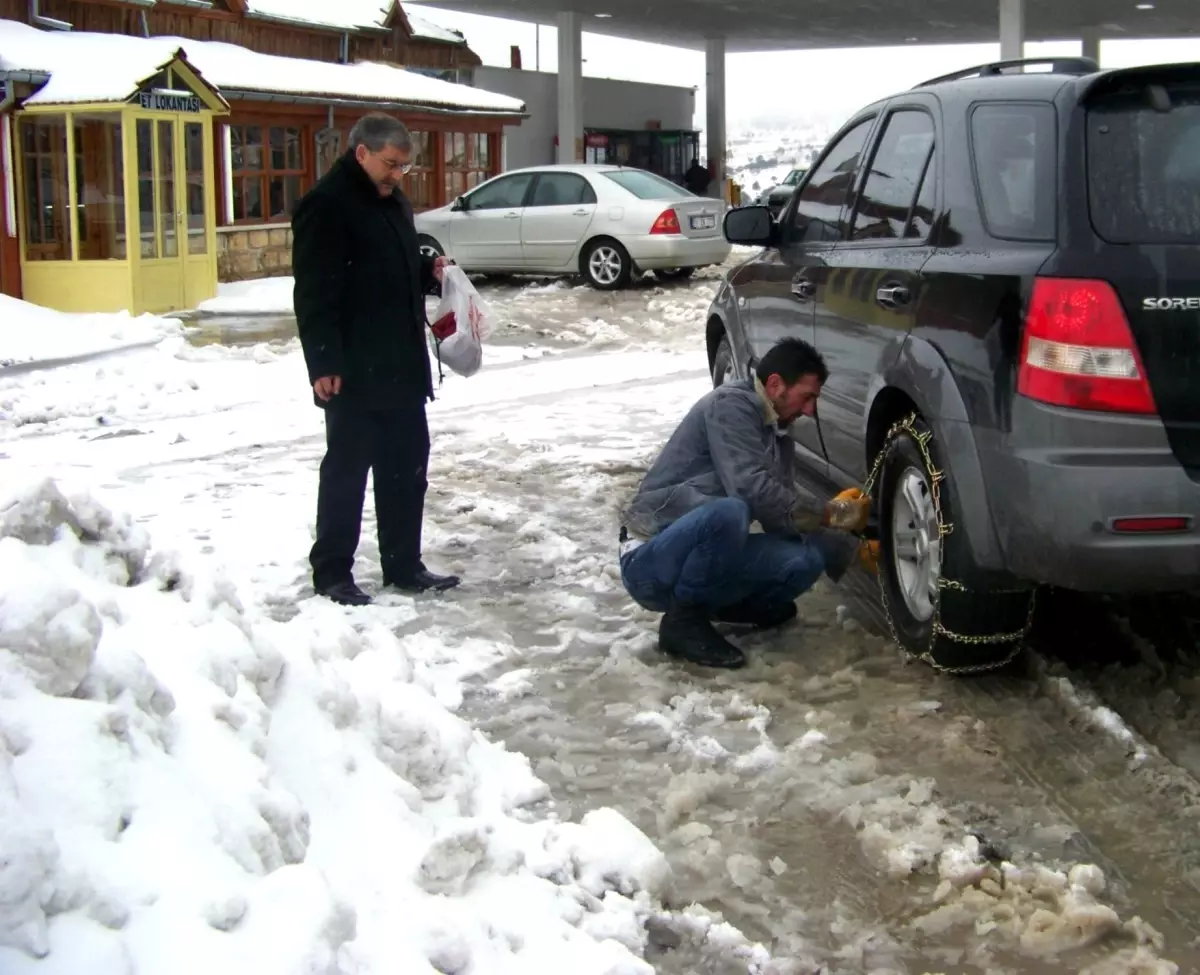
[792,279,816,300]
[876,285,911,308]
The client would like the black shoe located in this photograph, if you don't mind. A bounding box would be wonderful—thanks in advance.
[385,568,461,593]
[714,600,798,630]
[315,580,373,606]
[658,602,746,669]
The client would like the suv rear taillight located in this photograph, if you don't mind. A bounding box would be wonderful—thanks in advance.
[1017,277,1157,415]
[650,208,681,235]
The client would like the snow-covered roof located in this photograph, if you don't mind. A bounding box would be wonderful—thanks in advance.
[0,19,524,115]
[407,14,466,45]
[242,0,394,33]
[242,2,468,46]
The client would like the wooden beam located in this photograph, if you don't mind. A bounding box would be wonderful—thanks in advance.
[390,1,414,39]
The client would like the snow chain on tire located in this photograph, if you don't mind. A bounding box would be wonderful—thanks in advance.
[861,412,1036,676]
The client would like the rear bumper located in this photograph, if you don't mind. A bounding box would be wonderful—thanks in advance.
[622,234,732,269]
[980,399,1200,592]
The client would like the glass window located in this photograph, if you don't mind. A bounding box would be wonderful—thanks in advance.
[602,169,692,200]
[1087,79,1200,244]
[848,110,936,242]
[184,122,206,255]
[314,126,342,179]
[790,116,875,244]
[910,150,936,240]
[158,120,178,258]
[466,173,533,210]
[444,131,493,202]
[970,102,1057,241]
[529,172,596,207]
[73,114,126,260]
[19,115,71,261]
[230,123,306,223]
[136,119,158,259]
[403,130,433,210]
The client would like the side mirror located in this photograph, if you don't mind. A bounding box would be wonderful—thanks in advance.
[451,195,469,212]
[723,205,777,247]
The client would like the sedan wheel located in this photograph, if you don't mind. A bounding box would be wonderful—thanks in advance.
[654,267,696,283]
[890,467,942,623]
[582,240,631,290]
[418,235,444,261]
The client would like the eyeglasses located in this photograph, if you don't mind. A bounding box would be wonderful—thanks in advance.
[374,152,413,175]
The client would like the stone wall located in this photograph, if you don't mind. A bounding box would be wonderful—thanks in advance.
[217,224,294,282]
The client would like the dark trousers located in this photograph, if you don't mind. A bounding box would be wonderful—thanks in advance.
[310,402,430,589]
[619,498,828,613]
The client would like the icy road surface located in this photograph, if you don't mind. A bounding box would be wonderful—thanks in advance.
[3,259,1200,974]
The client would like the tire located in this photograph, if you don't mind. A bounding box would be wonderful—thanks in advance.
[711,334,735,389]
[654,267,696,283]
[581,238,632,290]
[876,414,1033,674]
[418,235,444,260]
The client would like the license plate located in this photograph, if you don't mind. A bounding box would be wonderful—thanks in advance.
[690,214,716,230]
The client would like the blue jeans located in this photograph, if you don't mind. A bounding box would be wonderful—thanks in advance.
[620,498,827,613]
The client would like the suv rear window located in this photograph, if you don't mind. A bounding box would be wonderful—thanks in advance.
[1087,80,1200,244]
[603,170,693,200]
[970,102,1057,241]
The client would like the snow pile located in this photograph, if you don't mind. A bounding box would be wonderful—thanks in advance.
[0,478,679,974]
[197,279,296,317]
[1041,674,1150,766]
[0,295,181,369]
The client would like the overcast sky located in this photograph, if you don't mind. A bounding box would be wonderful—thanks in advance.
[406,3,1200,132]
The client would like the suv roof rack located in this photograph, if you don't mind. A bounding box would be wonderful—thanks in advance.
[914,56,1100,89]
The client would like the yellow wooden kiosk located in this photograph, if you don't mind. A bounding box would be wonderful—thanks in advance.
[15,52,228,315]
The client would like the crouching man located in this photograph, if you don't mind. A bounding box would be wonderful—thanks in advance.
[619,337,878,669]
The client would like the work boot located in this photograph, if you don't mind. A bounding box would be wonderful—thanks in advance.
[714,600,798,630]
[658,602,746,669]
[315,580,373,606]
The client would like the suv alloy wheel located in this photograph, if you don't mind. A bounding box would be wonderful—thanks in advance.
[876,415,1033,673]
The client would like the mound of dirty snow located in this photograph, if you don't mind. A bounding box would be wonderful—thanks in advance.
[0,478,674,975]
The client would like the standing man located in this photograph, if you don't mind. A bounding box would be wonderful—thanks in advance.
[293,113,459,606]
[619,338,879,669]
[685,158,711,196]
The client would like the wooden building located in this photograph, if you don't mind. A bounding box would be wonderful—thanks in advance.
[1,1,525,307]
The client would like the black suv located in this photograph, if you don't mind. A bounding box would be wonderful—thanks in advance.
[705,57,1200,674]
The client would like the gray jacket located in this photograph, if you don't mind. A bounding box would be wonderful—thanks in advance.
[621,377,856,580]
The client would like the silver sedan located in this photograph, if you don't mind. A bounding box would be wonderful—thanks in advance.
[414,164,731,290]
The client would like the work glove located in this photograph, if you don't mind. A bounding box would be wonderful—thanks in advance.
[825,487,871,533]
[857,539,881,575]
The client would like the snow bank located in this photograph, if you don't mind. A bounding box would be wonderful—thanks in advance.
[197,278,295,317]
[0,295,181,369]
[0,479,672,974]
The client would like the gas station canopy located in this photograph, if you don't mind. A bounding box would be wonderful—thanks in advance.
[419,0,1199,53]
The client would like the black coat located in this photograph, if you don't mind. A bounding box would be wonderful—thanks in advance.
[292,150,438,409]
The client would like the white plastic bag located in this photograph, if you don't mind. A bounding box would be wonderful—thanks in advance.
[430,265,495,378]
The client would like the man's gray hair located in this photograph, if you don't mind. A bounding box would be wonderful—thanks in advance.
[348,113,413,154]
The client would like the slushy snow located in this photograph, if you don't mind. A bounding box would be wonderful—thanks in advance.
[0,478,673,974]
[0,261,1188,973]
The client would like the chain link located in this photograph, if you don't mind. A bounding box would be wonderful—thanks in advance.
[860,413,1035,676]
